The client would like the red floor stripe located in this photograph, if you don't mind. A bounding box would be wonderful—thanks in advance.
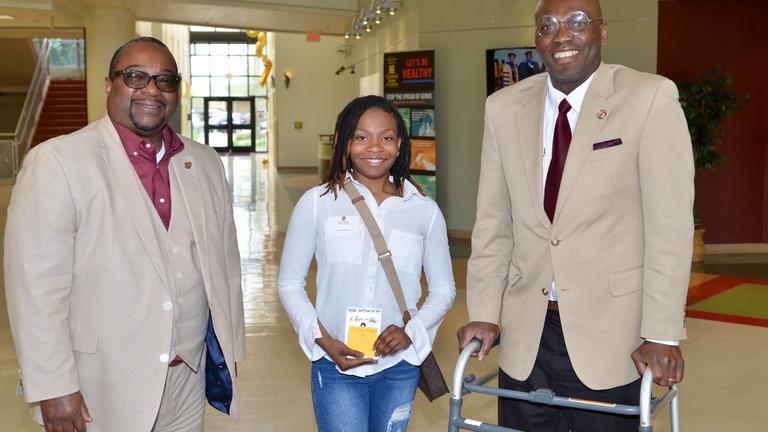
[687,310,768,328]
[687,275,768,305]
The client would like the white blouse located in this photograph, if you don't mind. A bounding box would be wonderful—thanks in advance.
[277,175,456,377]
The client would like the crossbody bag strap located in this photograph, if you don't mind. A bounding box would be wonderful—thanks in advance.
[342,178,409,315]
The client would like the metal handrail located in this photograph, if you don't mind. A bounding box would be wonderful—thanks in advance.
[1,39,51,179]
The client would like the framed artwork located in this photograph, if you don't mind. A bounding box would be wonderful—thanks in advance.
[485,47,545,95]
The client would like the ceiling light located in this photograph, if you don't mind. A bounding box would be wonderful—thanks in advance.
[345,1,403,41]
[0,15,16,20]
[378,0,401,16]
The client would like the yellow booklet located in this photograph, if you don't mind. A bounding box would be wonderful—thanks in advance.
[344,307,382,359]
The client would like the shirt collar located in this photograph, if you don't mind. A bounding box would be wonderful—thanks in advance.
[546,71,597,116]
[110,117,184,160]
[344,171,426,202]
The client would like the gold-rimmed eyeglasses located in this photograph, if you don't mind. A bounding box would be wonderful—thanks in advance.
[536,11,603,37]
[110,69,182,93]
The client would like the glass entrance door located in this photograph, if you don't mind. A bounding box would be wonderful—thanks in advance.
[203,97,255,153]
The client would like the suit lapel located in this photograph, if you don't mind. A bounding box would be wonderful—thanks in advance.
[169,149,212,299]
[515,80,552,229]
[97,117,170,290]
[554,63,615,221]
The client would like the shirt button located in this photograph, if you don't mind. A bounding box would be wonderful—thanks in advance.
[172,246,179,253]
[163,301,173,311]
[159,198,166,204]
[145,143,152,149]
[160,353,170,363]
[176,272,183,279]
[542,287,549,296]
[551,238,560,246]
[132,151,138,156]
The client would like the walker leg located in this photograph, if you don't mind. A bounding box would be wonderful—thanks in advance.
[449,397,463,432]
[670,388,681,432]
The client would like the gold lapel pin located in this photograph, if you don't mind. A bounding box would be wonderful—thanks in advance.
[184,161,192,170]
[596,109,608,120]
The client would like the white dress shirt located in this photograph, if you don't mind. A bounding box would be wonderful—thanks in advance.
[541,74,677,346]
[542,73,595,302]
[278,175,456,376]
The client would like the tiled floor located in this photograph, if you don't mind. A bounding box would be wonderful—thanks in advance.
[1,155,767,431]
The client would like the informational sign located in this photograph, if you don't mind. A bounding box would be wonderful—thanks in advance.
[383,50,436,199]
[384,50,434,92]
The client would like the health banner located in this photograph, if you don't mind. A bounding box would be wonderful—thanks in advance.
[383,50,436,199]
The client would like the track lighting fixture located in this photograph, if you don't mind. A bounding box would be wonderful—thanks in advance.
[345,0,403,40]
[334,64,358,76]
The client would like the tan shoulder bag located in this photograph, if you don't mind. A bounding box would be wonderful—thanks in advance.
[342,178,449,402]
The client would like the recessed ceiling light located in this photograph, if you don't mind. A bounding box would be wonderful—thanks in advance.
[0,15,16,20]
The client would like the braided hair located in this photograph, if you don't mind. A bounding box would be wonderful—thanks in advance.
[322,95,423,198]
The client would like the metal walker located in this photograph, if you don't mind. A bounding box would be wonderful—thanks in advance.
[448,340,680,432]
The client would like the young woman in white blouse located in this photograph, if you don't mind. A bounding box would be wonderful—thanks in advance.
[278,96,456,431]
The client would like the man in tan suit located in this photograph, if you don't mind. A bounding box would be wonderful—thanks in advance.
[4,37,245,432]
[457,0,694,430]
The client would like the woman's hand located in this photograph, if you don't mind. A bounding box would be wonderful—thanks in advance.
[374,325,412,357]
[315,320,376,371]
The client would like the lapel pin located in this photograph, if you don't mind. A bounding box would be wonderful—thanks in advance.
[596,109,608,120]
[184,161,192,170]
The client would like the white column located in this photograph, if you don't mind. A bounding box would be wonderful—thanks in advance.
[84,8,135,123]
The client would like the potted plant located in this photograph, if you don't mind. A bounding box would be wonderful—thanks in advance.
[677,66,750,262]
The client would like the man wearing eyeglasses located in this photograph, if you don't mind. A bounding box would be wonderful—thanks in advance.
[458,0,694,430]
[5,37,245,432]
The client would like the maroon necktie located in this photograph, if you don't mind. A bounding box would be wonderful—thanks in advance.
[544,99,572,222]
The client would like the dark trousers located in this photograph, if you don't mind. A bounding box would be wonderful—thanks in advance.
[498,309,641,432]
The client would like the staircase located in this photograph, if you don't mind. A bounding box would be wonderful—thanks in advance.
[31,79,87,148]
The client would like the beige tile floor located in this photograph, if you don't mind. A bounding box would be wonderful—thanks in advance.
[1,155,766,431]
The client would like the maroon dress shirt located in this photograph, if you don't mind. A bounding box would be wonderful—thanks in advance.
[112,119,185,230]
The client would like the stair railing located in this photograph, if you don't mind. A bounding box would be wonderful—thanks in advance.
[0,38,51,179]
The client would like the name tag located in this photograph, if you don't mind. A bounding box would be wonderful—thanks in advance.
[344,306,382,359]
[327,215,361,236]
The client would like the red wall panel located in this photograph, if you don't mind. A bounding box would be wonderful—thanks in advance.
[657,0,768,243]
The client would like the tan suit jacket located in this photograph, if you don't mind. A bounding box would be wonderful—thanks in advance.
[4,116,246,431]
[467,63,694,390]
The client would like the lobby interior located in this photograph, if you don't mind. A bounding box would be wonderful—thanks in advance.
[1,0,767,431]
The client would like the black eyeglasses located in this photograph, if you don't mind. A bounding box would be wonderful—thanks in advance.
[110,69,182,93]
[536,11,603,37]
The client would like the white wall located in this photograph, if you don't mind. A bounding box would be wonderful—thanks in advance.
[346,0,658,234]
[273,32,357,168]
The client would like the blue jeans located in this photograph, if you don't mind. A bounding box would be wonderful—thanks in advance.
[311,358,420,432]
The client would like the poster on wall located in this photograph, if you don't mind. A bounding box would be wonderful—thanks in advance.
[410,139,436,171]
[410,108,434,137]
[485,47,545,95]
[383,50,437,200]
[397,107,412,134]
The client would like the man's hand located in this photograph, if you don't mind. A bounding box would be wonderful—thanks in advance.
[631,341,685,386]
[374,325,412,357]
[40,391,93,432]
[457,322,500,361]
